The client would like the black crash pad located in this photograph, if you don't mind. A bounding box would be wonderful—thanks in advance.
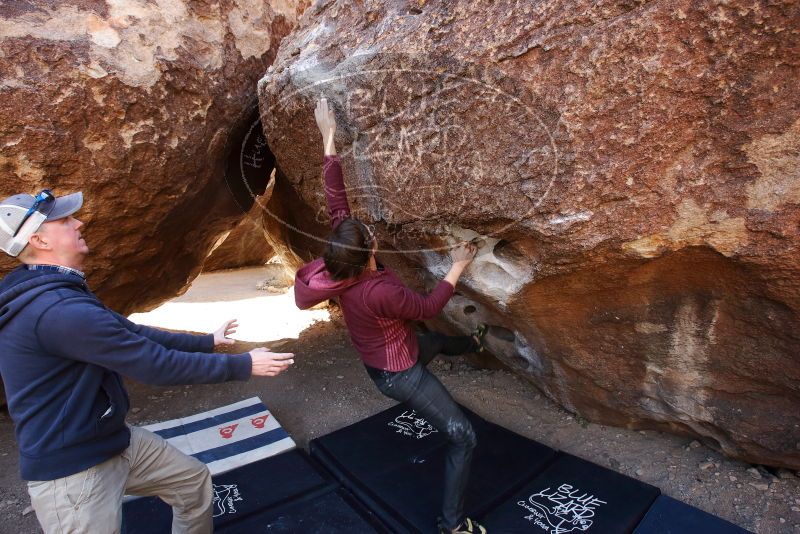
[217,488,385,533]
[310,403,452,480]
[122,449,335,533]
[633,495,752,534]
[310,403,557,533]
[481,453,660,534]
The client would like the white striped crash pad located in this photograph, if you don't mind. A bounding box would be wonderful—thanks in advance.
[142,396,295,475]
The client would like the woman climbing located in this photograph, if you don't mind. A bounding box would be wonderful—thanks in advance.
[294,97,488,534]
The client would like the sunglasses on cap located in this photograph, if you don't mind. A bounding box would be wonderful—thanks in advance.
[12,189,55,238]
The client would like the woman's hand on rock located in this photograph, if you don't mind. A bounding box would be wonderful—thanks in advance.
[450,242,477,267]
[315,97,336,154]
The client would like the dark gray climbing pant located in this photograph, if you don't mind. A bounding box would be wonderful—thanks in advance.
[365,332,478,531]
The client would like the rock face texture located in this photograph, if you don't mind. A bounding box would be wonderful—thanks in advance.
[0,0,307,312]
[258,0,800,467]
[203,203,274,272]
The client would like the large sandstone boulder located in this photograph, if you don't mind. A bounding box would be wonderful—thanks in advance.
[203,202,274,272]
[0,0,307,313]
[258,0,800,467]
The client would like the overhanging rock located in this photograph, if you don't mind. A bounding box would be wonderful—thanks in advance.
[257,0,800,467]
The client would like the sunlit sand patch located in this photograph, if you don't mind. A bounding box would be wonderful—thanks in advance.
[129,266,329,343]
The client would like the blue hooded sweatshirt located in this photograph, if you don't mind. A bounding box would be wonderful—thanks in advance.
[0,267,252,481]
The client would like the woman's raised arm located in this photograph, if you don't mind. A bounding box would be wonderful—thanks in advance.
[315,97,349,227]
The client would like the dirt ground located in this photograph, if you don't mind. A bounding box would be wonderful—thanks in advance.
[0,268,798,533]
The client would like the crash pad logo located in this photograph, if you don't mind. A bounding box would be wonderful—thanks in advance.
[219,424,239,439]
[213,484,243,517]
[517,484,607,533]
[388,410,438,439]
[251,414,270,429]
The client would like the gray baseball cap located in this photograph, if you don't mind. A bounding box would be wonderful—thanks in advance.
[0,190,84,257]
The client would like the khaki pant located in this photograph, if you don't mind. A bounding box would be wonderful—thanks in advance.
[27,426,213,534]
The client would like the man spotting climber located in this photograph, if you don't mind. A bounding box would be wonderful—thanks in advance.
[0,189,295,534]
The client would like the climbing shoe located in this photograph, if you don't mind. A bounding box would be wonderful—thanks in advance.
[471,323,489,353]
[439,517,487,534]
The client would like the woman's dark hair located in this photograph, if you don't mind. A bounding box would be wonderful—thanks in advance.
[324,218,373,280]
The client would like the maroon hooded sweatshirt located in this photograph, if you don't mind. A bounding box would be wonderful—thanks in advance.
[294,156,454,371]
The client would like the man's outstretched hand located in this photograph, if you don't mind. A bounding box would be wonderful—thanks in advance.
[213,319,239,346]
[249,348,294,377]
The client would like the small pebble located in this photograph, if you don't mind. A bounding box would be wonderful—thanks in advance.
[749,482,769,491]
[699,462,714,470]
[689,440,701,448]
[131,407,141,414]
[747,467,762,479]
[729,476,737,482]
[635,469,643,476]
[22,505,33,516]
